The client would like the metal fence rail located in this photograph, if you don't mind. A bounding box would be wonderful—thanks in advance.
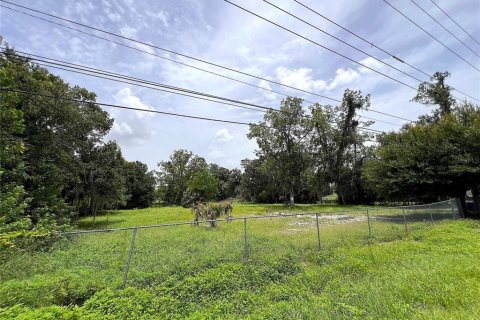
[56,199,459,289]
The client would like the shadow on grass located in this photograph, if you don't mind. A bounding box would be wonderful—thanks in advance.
[76,219,126,230]
[374,212,454,224]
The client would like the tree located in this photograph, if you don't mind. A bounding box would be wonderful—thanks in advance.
[247,97,311,205]
[182,169,218,206]
[1,46,113,228]
[310,90,374,204]
[363,104,480,215]
[80,141,127,219]
[209,164,241,200]
[411,71,456,122]
[0,63,31,241]
[156,150,208,205]
[124,161,156,209]
[239,157,283,203]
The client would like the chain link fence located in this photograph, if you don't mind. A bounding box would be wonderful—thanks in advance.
[9,199,457,292]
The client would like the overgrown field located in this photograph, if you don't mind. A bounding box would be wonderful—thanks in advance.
[1,204,479,319]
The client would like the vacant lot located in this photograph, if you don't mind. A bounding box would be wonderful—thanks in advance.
[1,204,479,319]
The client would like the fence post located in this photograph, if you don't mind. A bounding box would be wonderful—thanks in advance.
[315,213,321,249]
[243,218,248,262]
[402,209,408,233]
[429,204,434,224]
[122,227,137,289]
[366,209,372,238]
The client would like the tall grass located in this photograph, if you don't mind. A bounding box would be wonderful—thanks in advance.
[0,204,478,319]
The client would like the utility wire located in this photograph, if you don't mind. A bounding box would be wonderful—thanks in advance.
[225,0,420,91]
[429,0,480,47]
[0,88,268,127]
[410,0,479,58]
[0,0,446,122]
[228,1,479,104]
[2,48,406,126]
[294,0,428,77]
[293,0,480,103]
[0,1,338,103]
[0,48,401,126]
[1,50,271,113]
[0,88,386,134]
[0,2,422,121]
[382,0,480,73]
[0,4,319,105]
[263,0,426,83]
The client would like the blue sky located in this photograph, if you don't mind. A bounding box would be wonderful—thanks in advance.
[1,0,479,169]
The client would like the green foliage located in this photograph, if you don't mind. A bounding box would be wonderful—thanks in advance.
[363,104,480,206]
[157,150,240,207]
[123,161,156,209]
[1,209,478,319]
[0,46,119,238]
[310,90,375,205]
[243,90,375,205]
[157,149,208,206]
[185,169,218,204]
[247,97,311,205]
[411,71,456,121]
[78,141,127,218]
[1,47,160,240]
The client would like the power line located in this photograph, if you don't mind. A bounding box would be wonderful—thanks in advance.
[266,0,479,104]
[0,87,268,127]
[0,2,421,121]
[382,0,480,73]
[227,1,480,104]
[293,0,480,103]
[1,50,272,113]
[1,48,407,127]
[0,87,386,134]
[225,0,420,91]
[358,115,401,127]
[294,0,428,77]
[0,0,438,122]
[410,0,479,58]
[2,49,401,128]
[0,4,316,106]
[0,1,338,103]
[263,0,426,83]
[429,0,480,47]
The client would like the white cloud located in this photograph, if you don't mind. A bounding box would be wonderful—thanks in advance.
[257,79,278,101]
[113,87,156,118]
[329,68,360,90]
[105,88,157,146]
[276,66,360,92]
[110,122,133,137]
[358,57,385,74]
[215,128,234,142]
[119,26,138,38]
[156,12,169,28]
[276,67,328,91]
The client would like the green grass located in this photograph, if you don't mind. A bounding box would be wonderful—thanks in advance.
[0,203,478,319]
[76,202,372,229]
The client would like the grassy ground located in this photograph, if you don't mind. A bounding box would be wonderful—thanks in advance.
[76,203,371,229]
[0,203,478,319]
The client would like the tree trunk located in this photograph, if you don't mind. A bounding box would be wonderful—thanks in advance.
[289,182,295,206]
[458,191,467,218]
[471,186,480,216]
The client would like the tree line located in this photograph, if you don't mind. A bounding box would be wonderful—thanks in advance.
[1,48,156,246]
[1,47,479,247]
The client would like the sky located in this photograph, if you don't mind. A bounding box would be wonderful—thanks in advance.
[1,0,479,170]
